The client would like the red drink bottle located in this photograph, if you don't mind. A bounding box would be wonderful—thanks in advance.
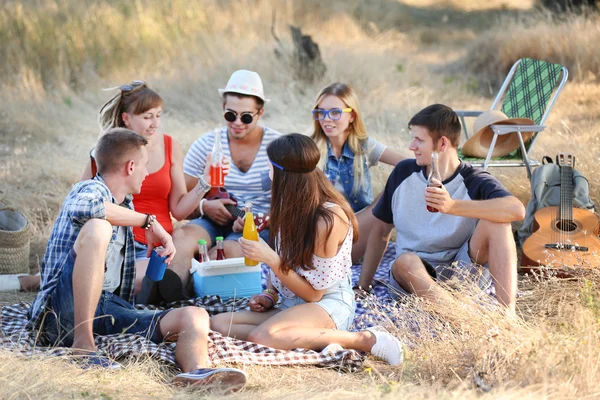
[215,236,226,260]
[196,239,210,262]
[426,152,442,213]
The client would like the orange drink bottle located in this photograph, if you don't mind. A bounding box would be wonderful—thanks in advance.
[243,202,259,266]
[210,132,225,187]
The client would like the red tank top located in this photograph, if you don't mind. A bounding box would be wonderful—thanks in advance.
[132,134,173,245]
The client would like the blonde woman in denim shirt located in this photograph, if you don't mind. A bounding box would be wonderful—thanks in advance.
[311,83,405,293]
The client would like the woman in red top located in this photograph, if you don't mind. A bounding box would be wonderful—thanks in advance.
[82,81,226,294]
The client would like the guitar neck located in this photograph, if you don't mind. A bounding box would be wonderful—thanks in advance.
[559,165,574,223]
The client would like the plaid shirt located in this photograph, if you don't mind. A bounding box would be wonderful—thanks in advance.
[28,176,137,329]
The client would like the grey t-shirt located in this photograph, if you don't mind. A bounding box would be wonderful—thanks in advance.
[103,226,126,293]
[373,159,512,266]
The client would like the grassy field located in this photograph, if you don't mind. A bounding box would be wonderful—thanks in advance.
[1,0,600,398]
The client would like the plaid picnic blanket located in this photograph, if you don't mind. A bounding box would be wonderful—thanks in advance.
[1,243,500,370]
[0,245,402,372]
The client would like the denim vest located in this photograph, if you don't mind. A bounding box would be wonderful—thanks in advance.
[324,141,373,212]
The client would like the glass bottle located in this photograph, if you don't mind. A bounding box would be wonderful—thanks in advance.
[242,202,259,266]
[196,239,210,262]
[426,151,442,213]
[210,132,225,187]
[215,236,226,260]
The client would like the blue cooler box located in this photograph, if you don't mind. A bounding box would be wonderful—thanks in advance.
[190,257,262,300]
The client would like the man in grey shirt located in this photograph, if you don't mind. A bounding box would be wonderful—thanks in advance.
[358,104,525,315]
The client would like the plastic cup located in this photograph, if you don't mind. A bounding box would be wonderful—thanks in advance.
[146,250,168,281]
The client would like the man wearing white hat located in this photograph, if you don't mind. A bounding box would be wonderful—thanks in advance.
[162,70,280,302]
[358,104,525,316]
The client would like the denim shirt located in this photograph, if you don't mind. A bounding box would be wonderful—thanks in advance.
[324,141,374,212]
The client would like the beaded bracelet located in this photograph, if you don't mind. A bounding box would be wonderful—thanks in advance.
[263,288,279,304]
[259,293,276,307]
[141,214,156,230]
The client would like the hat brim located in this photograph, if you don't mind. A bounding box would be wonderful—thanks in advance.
[462,118,536,158]
[218,88,270,103]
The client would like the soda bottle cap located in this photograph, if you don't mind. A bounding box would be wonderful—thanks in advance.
[198,239,207,245]
[215,236,224,241]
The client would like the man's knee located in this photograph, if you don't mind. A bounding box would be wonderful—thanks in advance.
[392,252,424,282]
[473,220,513,249]
[173,225,210,252]
[476,220,511,236]
[166,307,209,334]
[74,219,112,252]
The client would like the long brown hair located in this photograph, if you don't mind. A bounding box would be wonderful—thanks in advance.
[267,134,358,274]
[310,82,369,195]
[97,82,164,137]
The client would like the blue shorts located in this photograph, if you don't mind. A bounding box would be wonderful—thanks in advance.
[278,275,356,331]
[388,239,492,299]
[42,249,170,347]
[134,240,149,260]
[188,217,270,245]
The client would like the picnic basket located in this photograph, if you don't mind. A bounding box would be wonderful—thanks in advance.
[0,193,30,274]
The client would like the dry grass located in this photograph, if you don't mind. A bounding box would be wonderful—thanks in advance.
[2,0,600,398]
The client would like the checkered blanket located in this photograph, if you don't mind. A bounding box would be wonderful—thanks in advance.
[0,245,403,371]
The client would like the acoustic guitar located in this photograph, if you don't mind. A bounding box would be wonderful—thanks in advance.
[206,187,270,232]
[521,153,600,274]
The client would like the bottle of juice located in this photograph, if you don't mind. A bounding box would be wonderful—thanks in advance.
[215,236,226,260]
[196,239,210,263]
[210,132,225,187]
[243,202,259,266]
[426,151,442,213]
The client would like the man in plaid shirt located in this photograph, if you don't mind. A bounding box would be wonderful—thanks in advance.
[28,128,246,392]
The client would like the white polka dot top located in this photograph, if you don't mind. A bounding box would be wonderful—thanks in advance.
[270,204,353,299]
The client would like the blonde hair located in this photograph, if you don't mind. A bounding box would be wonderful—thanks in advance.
[310,82,368,196]
[97,83,163,138]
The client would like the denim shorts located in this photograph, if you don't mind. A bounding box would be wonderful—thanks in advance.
[278,275,356,331]
[388,239,492,299]
[188,217,270,244]
[134,240,149,260]
[42,249,170,347]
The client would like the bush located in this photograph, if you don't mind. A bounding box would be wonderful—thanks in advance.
[452,11,600,89]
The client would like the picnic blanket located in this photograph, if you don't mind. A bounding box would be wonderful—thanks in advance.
[0,244,402,371]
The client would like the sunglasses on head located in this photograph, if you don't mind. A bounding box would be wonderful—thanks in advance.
[120,80,146,92]
[223,110,259,124]
[312,107,353,121]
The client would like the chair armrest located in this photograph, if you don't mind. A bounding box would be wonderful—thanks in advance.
[454,110,485,117]
[489,124,545,135]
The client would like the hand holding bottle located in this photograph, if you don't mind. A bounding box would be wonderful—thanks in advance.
[425,178,455,214]
[202,152,231,184]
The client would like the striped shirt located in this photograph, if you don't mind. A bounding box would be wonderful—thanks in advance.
[183,126,281,216]
[28,176,136,329]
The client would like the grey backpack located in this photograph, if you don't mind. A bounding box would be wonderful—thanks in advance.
[518,155,595,247]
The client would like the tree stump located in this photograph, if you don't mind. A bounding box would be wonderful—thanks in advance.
[289,25,327,83]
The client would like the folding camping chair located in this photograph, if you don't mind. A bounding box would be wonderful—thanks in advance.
[456,58,568,179]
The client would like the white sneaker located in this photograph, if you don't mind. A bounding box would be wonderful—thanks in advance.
[322,343,344,355]
[366,326,404,365]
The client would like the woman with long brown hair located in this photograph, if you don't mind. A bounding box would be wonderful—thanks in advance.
[211,134,403,365]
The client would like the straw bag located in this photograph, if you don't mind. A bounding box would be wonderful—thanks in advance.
[0,196,31,275]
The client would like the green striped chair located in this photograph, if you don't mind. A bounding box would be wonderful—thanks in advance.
[456,58,568,178]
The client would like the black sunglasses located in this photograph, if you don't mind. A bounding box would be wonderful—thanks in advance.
[120,80,146,92]
[223,110,258,125]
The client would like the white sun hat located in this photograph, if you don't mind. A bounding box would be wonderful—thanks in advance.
[218,70,270,103]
